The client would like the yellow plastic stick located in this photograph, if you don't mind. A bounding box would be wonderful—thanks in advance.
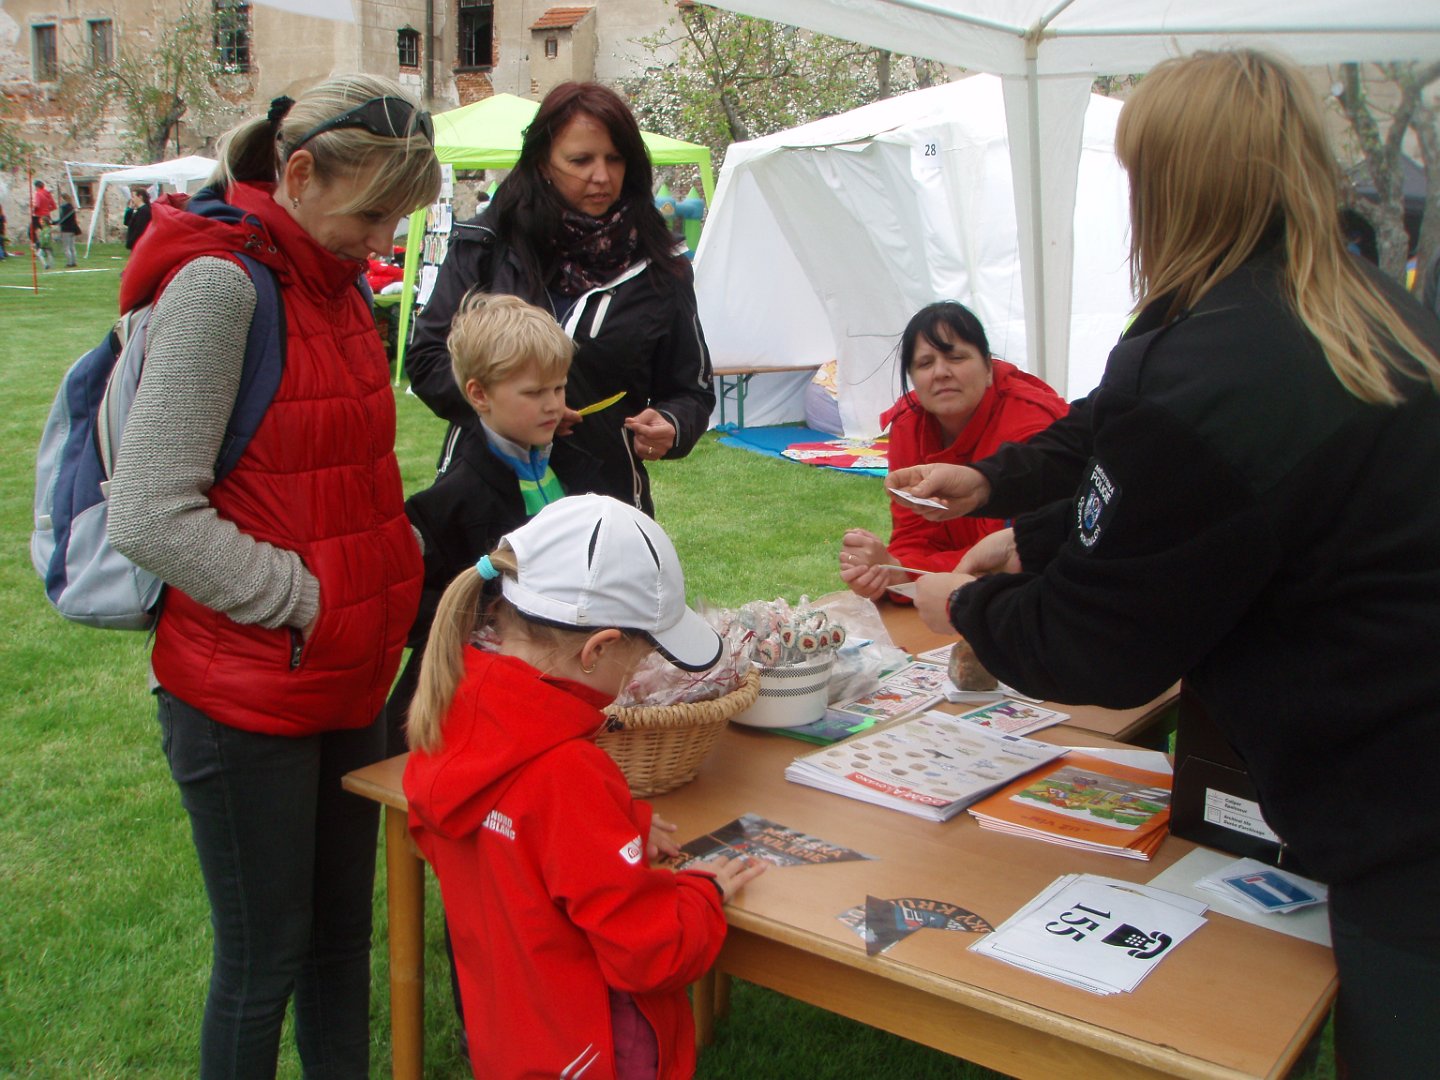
[576,391,626,416]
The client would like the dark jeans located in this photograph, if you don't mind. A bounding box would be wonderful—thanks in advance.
[157,690,384,1080]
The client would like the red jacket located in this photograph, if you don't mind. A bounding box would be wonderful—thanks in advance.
[883,359,1068,572]
[31,186,56,218]
[405,649,727,1079]
[122,182,422,735]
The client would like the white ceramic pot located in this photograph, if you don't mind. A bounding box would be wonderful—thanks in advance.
[730,655,835,729]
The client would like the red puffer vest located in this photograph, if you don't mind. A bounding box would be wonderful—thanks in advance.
[123,182,422,735]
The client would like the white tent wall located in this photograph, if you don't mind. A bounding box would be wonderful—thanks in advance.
[83,156,218,256]
[695,76,1132,437]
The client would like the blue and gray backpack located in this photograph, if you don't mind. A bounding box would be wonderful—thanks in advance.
[31,205,286,629]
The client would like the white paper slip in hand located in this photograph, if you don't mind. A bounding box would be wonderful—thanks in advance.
[887,486,944,512]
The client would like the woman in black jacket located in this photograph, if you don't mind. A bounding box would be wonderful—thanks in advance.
[123,187,152,251]
[894,50,1440,1079]
[405,82,714,516]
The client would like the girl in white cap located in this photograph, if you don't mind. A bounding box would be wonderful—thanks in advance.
[403,493,764,1079]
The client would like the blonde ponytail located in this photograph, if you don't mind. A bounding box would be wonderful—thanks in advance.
[407,549,519,753]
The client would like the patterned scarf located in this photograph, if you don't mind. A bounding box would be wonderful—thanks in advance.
[552,204,639,296]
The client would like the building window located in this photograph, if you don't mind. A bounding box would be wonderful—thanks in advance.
[214,0,252,73]
[75,181,97,209]
[544,35,558,59]
[33,24,59,82]
[88,20,114,68]
[398,27,420,68]
[457,0,493,69]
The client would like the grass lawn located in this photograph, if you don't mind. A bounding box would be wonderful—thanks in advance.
[0,246,1334,1078]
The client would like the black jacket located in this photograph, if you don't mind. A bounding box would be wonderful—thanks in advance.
[124,203,152,250]
[404,431,603,650]
[405,212,715,515]
[952,250,1440,890]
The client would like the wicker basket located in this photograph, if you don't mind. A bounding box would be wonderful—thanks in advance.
[597,669,761,797]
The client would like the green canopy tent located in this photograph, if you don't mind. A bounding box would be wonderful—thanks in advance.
[393,93,716,378]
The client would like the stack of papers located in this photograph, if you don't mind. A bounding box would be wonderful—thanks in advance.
[971,874,1208,994]
[953,699,1069,738]
[1195,858,1327,915]
[784,710,1069,821]
[968,751,1172,859]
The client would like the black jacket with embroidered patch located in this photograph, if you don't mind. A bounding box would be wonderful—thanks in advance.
[950,250,1440,887]
[405,212,714,515]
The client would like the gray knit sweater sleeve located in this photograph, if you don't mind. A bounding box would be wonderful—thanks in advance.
[108,256,320,630]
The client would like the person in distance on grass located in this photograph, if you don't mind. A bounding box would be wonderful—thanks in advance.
[893,49,1440,1079]
[56,191,80,267]
[30,178,56,245]
[405,494,765,1080]
[837,300,1067,600]
[123,187,152,251]
[107,76,439,1078]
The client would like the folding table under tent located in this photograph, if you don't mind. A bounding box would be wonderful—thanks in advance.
[704,0,1440,404]
[82,155,219,256]
[393,93,717,377]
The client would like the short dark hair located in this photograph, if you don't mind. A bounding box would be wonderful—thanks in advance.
[489,81,685,288]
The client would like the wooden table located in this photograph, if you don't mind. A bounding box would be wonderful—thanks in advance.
[346,728,1333,1079]
[878,599,1180,747]
[713,364,821,428]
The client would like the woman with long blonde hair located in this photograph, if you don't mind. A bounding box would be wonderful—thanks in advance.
[894,49,1440,1077]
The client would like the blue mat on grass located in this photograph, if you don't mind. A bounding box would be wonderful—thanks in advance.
[715,424,887,475]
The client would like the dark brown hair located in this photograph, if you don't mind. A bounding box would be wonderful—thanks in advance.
[489,82,687,290]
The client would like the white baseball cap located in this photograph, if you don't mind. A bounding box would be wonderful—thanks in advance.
[499,494,722,671]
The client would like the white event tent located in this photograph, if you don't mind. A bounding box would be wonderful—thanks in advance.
[83,155,218,256]
[695,75,1129,435]
[703,0,1440,421]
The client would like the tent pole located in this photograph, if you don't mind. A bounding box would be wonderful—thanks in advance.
[1024,37,1049,384]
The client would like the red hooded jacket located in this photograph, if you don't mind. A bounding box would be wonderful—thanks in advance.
[31,185,56,218]
[883,359,1068,572]
[405,648,728,1079]
[122,182,421,735]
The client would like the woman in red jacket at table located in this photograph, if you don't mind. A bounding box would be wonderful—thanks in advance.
[839,301,1068,600]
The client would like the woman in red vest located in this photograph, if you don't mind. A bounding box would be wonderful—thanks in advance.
[108,76,439,1078]
[839,301,1068,600]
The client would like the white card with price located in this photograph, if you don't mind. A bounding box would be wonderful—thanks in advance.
[971,874,1208,994]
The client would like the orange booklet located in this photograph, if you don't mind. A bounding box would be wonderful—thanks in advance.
[968,752,1172,859]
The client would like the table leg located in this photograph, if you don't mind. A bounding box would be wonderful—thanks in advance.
[715,971,732,1020]
[385,806,425,1080]
[692,968,717,1047]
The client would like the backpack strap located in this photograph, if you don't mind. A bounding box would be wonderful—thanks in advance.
[216,252,286,479]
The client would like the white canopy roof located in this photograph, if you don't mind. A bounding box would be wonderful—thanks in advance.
[694,75,1131,435]
[84,155,219,255]
[704,0,1440,398]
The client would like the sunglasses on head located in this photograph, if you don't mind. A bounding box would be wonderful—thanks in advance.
[288,96,434,156]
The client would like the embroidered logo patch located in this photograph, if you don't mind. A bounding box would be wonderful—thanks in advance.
[619,836,644,866]
[1075,459,1120,550]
